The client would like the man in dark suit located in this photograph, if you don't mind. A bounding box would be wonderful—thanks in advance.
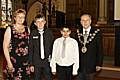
[29,13,54,80]
[76,14,103,80]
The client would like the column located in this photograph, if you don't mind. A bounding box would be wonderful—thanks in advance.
[49,0,51,15]
[97,0,107,24]
[0,0,1,26]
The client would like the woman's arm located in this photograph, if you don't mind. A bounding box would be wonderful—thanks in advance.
[3,27,13,71]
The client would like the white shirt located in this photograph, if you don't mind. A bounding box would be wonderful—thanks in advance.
[83,26,91,34]
[50,37,79,75]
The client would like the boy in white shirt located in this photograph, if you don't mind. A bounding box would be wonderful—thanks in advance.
[50,26,79,80]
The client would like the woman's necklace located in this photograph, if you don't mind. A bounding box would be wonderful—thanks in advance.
[14,25,25,33]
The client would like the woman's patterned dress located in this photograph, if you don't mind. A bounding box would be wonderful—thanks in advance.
[4,26,30,80]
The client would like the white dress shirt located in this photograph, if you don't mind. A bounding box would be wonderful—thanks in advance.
[83,26,91,34]
[50,37,79,75]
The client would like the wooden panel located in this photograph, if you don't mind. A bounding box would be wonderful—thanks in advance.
[95,25,115,56]
[107,0,114,23]
[66,0,99,26]
[66,0,81,26]
[51,16,56,28]
[96,77,120,80]
[81,0,98,23]
[102,33,115,56]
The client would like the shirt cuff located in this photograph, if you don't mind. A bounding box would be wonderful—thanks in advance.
[51,66,56,73]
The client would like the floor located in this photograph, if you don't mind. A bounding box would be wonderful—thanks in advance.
[1,49,120,80]
[96,56,120,80]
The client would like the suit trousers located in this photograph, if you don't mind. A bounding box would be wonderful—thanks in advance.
[56,64,73,80]
[77,72,96,80]
[34,62,52,80]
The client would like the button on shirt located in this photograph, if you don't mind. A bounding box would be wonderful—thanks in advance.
[50,37,79,75]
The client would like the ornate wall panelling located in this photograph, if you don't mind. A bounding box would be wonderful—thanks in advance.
[66,0,80,26]
[107,0,114,24]
[81,0,99,24]
[95,24,115,57]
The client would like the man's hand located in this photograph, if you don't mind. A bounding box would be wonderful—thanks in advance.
[96,66,102,71]
[30,66,34,72]
[73,73,77,76]
[52,72,56,75]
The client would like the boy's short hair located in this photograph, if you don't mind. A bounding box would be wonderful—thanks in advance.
[34,13,45,22]
[60,25,71,31]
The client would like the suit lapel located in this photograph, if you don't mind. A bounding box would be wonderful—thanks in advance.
[79,29,84,42]
[87,27,94,41]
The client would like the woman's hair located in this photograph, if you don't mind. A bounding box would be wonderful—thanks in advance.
[14,9,26,17]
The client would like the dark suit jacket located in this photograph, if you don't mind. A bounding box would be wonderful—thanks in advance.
[76,27,103,74]
[29,28,54,66]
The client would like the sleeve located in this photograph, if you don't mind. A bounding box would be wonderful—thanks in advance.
[50,40,57,73]
[28,32,34,65]
[49,29,54,55]
[96,29,103,67]
[72,40,79,75]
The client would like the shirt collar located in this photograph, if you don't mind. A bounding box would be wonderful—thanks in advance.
[83,26,91,34]
[62,37,70,40]
[38,29,44,32]
[38,29,44,33]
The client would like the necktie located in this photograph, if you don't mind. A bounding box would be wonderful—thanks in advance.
[62,38,66,58]
[39,31,44,59]
[85,30,87,35]
[84,30,88,43]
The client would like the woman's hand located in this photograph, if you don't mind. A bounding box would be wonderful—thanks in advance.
[7,62,14,73]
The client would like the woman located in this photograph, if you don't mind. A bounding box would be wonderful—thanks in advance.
[3,9,30,80]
